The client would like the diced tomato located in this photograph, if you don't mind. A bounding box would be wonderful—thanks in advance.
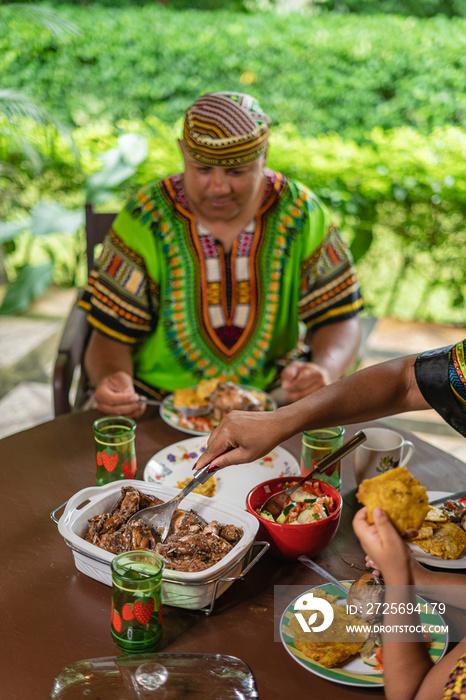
[374,646,383,671]
[375,647,383,662]
[302,481,319,495]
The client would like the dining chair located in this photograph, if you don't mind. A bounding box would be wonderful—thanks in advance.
[52,203,116,416]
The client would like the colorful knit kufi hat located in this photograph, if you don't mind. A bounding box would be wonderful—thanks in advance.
[183,91,271,166]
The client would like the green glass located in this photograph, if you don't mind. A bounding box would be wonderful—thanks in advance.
[301,427,345,491]
[111,551,164,654]
[94,416,137,486]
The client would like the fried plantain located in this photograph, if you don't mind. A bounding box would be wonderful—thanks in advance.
[356,466,429,535]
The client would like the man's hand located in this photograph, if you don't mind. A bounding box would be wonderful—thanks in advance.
[93,370,146,418]
[280,361,331,402]
[353,507,413,585]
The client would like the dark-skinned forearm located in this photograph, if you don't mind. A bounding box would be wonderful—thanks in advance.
[271,354,430,443]
[84,330,135,387]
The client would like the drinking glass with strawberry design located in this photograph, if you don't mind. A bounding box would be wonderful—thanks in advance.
[111,550,164,653]
[94,416,137,486]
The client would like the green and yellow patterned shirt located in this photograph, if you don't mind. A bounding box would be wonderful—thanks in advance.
[80,170,363,398]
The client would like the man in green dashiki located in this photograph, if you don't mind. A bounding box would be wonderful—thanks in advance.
[80,91,363,417]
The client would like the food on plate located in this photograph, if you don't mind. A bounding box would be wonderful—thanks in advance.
[346,572,385,624]
[208,381,266,422]
[289,590,371,668]
[84,486,243,572]
[424,506,448,523]
[258,480,337,524]
[176,475,217,498]
[178,414,214,432]
[439,498,466,528]
[197,378,223,402]
[411,520,466,560]
[173,386,206,409]
[356,466,429,535]
[172,380,269,431]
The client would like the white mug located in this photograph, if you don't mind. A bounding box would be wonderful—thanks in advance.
[353,427,414,485]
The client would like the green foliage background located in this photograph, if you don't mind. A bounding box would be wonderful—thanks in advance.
[2,5,466,139]
[1,2,465,323]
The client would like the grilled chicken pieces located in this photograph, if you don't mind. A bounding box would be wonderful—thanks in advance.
[84,486,243,572]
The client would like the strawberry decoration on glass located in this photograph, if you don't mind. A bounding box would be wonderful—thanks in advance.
[111,550,164,653]
[93,416,137,486]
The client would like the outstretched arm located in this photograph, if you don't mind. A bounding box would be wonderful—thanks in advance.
[84,330,145,418]
[195,353,429,470]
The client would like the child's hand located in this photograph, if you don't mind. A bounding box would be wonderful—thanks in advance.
[353,507,413,584]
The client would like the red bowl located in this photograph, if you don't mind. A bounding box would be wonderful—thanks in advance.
[246,477,342,560]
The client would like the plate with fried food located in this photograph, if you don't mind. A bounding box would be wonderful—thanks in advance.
[143,436,300,509]
[280,582,448,687]
[160,379,276,436]
[409,491,466,569]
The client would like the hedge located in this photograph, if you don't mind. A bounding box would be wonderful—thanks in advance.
[2,5,466,138]
[20,0,466,18]
[2,116,465,323]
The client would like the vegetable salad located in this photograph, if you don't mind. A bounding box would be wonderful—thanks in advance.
[259,481,337,524]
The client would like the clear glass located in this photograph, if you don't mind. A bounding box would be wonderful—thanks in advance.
[111,551,164,654]
[301,426,345,491]
[50,653,259,698]
[94,416,137,486]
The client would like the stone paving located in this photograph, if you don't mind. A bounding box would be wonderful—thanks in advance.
[0,288,465,464]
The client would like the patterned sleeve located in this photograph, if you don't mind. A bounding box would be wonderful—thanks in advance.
[79,226,159,345]
[414,340,466,438]
[298,224,364,330]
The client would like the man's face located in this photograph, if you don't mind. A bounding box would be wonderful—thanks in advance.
[180,143,266,223]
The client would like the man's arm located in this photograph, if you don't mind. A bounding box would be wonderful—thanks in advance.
[280,317,361,402]
[84,330,145,418]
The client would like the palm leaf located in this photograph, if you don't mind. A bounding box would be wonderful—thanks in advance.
[1,4,80,42]
[0,89,49,123]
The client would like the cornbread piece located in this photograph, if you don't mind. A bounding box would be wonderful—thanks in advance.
[356,466,429,535]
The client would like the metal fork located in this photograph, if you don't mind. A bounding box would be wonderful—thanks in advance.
[127,463,216,542]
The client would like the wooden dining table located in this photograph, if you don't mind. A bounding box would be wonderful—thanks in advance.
[2,407,466,699]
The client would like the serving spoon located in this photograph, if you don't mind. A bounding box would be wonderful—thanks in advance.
[128,462,217,542]
[260,431,367,519]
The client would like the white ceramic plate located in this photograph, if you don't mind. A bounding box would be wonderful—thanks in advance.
[159,385,277,436]
[280,582,448,687]
[409,490,466,569]
[143,436,300,509]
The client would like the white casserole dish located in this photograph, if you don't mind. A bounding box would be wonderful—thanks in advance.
[55,480,260,611]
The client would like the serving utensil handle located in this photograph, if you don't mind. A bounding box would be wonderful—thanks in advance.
[169,463,214,508]
[285,431,367,499]
[298,555,349,594]
[309,430,367,478]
